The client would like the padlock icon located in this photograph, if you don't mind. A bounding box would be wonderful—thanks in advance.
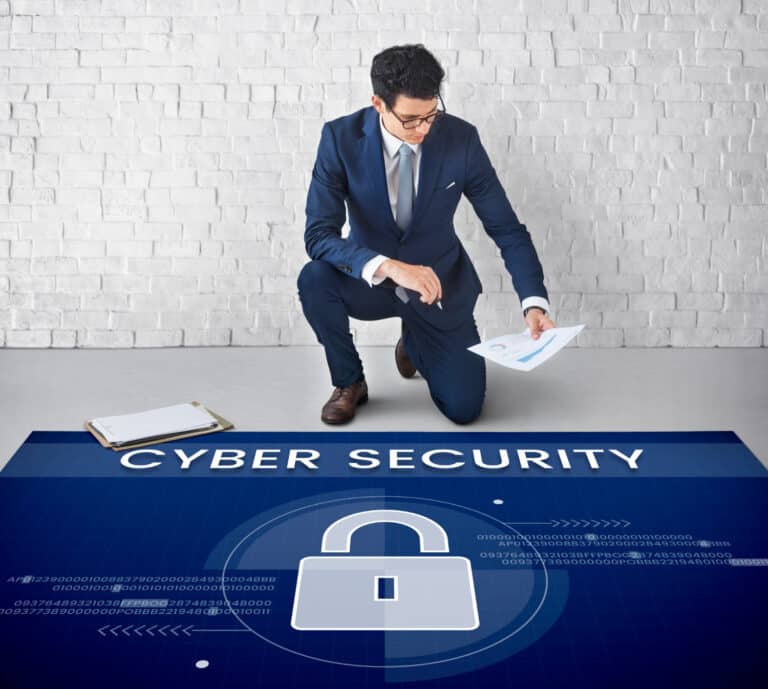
[290,509,479,631]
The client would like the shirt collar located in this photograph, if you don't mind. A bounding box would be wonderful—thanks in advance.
[379,114,420,158]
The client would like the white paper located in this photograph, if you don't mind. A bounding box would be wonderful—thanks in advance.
[91,403,217,445]
[468,324,585,372]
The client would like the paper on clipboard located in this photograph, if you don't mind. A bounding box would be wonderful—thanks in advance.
[468,324,585,371]
[85,401,234,451]
[90,402,217,446]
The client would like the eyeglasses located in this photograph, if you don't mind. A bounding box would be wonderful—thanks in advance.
[389,94,446,130]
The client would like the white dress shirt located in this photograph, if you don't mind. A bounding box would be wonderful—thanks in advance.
[360,116,420,286]
[360,114,550,318]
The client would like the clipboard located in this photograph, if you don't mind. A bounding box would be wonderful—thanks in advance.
[85,401,234,451]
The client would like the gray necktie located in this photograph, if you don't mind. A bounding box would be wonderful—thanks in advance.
[395,142,414,232]
[394,143,414,304]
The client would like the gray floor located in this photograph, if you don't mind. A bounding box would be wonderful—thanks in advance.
[1,347,767,470]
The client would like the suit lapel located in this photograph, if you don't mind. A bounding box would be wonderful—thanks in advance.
[403,116,446,240]
[360,106,448,240]
[361,108,401,237]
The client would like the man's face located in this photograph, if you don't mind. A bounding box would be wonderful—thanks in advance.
[372,94,439,145]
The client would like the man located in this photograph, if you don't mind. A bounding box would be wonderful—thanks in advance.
[298,44,555,425]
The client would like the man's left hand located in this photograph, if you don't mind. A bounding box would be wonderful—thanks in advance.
[525,307,556,340]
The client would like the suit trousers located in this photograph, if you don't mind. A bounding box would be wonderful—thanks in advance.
[298,260,486,425]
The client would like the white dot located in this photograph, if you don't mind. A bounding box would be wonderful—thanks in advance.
[492,499,504,505]
[195,660,209,670]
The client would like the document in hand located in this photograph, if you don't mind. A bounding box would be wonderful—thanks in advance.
[467,324,585,372]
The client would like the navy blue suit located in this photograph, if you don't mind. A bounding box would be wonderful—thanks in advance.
[298,106,548,423]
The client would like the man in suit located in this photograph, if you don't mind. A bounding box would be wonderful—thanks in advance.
[298,44,555,425]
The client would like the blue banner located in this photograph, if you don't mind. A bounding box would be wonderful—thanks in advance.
[4,430,764,477]
[0,431,766,688]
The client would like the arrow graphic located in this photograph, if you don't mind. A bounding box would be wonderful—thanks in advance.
[97,624,196,638]
[505,518,632,529]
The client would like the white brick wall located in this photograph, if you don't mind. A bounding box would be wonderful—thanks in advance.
[1,0,766,349]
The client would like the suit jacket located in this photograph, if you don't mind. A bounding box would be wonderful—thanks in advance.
[304,105,548,330]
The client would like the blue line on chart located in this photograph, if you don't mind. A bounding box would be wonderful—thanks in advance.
[516,333,556,362]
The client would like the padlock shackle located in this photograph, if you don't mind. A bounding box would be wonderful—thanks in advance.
[320,509,450,553]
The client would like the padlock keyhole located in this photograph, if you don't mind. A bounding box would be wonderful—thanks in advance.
[374,576,398,601]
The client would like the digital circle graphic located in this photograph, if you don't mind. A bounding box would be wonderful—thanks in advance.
[220,494,552,672]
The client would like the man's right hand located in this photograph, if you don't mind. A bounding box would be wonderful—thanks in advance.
[374,259,442,305]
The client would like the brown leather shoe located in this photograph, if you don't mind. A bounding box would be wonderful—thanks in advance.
[321,379,368,425]
[395,333,417,379]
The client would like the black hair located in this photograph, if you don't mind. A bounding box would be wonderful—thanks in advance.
[370,44,445,111]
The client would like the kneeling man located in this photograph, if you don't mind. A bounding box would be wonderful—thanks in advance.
[298,44,555,425]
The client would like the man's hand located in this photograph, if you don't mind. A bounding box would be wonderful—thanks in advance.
[525,307,556,340]
[375,259,442,305]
